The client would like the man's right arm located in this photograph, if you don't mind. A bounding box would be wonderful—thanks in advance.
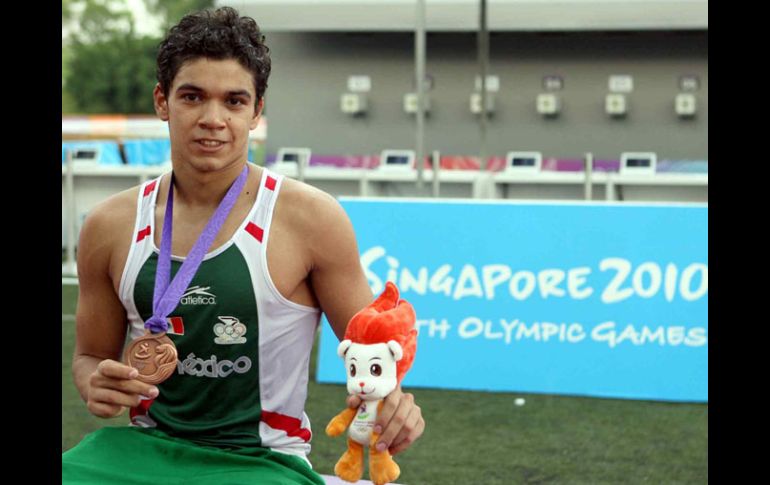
[72,195,159,418]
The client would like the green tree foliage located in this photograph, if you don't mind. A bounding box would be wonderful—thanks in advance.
[64,0,215,114]
[65,0,152,113]
[67,34,159,113]
[73,0,134,44]
[144,0,214,33]
[63,0,73,22]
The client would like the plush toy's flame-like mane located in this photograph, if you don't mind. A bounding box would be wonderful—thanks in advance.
[344,282,417,383]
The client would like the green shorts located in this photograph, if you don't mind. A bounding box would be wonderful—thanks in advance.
[62,426,326,485]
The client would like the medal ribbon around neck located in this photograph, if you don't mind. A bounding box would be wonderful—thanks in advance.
[125,165,249,384]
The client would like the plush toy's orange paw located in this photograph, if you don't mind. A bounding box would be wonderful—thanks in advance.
[335,454,363,483]
[326,418,347,437]
[327,407,357,437]
[335,439,364,483]
[369,451,400,485]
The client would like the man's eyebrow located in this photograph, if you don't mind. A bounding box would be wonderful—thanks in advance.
[175,83,204,92]
[227,90,252,99]
[175,84,252,99]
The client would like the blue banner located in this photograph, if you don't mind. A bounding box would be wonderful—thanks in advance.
[317,199,708,402]
[123,139,171,166]
[61,140,123,165]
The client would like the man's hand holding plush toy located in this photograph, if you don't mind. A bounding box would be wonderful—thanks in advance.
[326,282,419,485]
[346,385,423,456]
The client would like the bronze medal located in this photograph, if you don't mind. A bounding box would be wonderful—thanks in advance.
[125,331,178,384]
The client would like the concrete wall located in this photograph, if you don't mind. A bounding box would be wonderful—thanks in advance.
[262,30,707,161]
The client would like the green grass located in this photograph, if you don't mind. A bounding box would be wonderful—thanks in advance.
[62,285,128,451]
[62,285,707,484]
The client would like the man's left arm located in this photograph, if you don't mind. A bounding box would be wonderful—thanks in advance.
[305,191,425,456]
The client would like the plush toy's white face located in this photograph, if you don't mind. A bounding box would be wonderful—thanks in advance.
[338,341,402,401]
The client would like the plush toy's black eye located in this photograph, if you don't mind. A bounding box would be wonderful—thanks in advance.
[350,364,357,377]
[370,364,382,377]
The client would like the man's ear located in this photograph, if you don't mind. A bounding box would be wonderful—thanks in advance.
[337,339,353,359]
[250,97,264,130]
[153,83,169,121]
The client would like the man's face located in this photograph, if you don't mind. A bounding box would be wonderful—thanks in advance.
[153,57,262,173]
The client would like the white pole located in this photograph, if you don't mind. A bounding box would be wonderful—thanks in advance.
[298,153,306,183]
[432,150,440,197]
[478,0,489,172]
[584,152,593,201]
[415,0,427,191]
[64,148,77,276]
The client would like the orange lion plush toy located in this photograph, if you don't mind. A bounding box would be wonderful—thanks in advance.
[325,282,417,485]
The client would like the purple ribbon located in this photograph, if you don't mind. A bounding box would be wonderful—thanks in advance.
[145,166,249,334]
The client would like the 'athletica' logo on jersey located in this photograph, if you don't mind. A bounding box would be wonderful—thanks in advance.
[213,316,247,344]
[180,285,217,306]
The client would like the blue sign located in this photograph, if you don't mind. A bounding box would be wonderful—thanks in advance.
[317,199,708,402]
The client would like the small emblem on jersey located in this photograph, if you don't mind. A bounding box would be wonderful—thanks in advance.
[166,316,184,335]
[213,316,247,344]
[180,285,217,306]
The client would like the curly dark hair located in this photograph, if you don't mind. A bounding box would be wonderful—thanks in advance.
[156,6,271,104]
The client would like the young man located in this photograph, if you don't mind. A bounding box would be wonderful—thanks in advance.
[63,7,424,484]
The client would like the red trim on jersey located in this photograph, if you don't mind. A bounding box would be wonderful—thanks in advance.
[265,176,277,191]
[245,222,264,242]
[129,397,155,420]
[136,225,152,242]
[143,180,157,197]
[261,410,312,442]
[167,317,184,335]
